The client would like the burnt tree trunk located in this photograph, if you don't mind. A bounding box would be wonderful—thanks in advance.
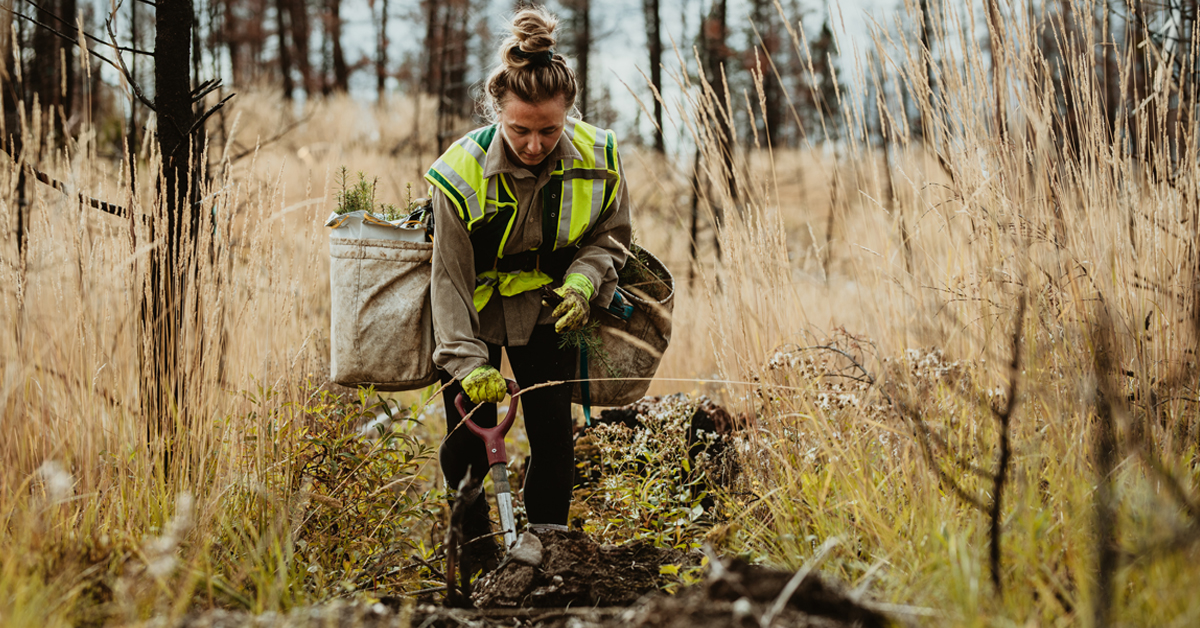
[128,0,141,195]
[328,0,348,92]
[376,0,389,102]
[917,0,937,142]
[275,0,295,99]
[288,0,313,95]
[701,0,736,234]
[149,0,200,458]
[644,0,664,152]
[985,0,1007,142]
[571,0,591,120]
[434,0,469,151]
[421,0,440,94]
[749,0,781,146]
[29,0,75,140]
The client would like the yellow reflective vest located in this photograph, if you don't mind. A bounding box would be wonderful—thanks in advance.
[424,119,621,311]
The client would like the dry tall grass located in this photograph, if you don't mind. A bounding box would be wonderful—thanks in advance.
[3,0,1200,624]
[677,1,1200,625]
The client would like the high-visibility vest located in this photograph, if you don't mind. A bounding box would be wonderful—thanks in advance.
[424,118,621,311]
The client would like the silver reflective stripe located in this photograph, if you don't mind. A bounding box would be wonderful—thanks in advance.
[592,131,606,167]
[461,136,487,166]
[557,180,573,249]
[563,118,578,151]
[589,178,606,223]
[433,157,483,220]
[486,178,499,216]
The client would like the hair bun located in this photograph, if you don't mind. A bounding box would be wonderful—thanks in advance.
[486,5,578,112]
[509,7,557,57]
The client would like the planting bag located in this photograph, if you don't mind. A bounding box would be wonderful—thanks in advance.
[572,247,675,406]
[327,210,438,391]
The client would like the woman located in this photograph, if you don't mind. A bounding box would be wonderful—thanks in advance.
[423,5,631,574]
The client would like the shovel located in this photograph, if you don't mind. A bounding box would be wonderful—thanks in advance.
[455,379,520,550]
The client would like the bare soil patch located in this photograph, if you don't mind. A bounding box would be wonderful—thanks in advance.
[165,530,897,628]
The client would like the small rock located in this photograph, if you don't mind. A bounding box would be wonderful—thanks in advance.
[509,531,544,566]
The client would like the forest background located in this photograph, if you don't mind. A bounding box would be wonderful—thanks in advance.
[4,0,1200,626]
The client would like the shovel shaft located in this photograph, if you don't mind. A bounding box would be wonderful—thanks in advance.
[490,463,517,549]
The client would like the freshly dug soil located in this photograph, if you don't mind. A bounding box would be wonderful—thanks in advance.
[471,529,692,608]
[164,541,903,628]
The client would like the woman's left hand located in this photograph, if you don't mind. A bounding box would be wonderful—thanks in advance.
[544,273,593,333]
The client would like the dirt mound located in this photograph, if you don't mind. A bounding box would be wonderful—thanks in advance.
[470,529,692,608]
[163,545,902,628]
[409,549,897,628]
[629,556,893,628]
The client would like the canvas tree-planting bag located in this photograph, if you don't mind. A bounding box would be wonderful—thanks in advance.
[572,247,674,406]
[327,210,438,391]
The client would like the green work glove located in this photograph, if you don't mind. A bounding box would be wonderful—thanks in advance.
[462,365,506,404]
[545,273,594,333]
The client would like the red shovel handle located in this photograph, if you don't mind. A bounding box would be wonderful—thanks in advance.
[455,379,520,466]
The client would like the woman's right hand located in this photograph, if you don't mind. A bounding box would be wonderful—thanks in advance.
[462,365,507,404]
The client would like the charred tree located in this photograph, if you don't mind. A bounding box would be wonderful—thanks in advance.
[984,0,1007,142]
[1,0,28,331]
[288,0,314,95]
[375,0,390,101]
[749,0,782,146]
[28,0,76,140]
[808,20,842,140]
[275,0,295,99]
[148,0,201,458]
[700,0,737,216]
[643,0,664,152]
[434,0,470,151]
[916,0,938,142]
[327,0,348,92]
[577,0,591,120]
[421,0,440,94]
[565,0,591,120]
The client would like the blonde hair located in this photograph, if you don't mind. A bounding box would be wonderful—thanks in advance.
[485,6,578,118]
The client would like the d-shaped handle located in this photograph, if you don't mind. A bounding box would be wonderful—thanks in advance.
[455,379,520,466]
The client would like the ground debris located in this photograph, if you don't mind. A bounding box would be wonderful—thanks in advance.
[470,529,691,608]
[155,548,900,628]
[149,601,404,628]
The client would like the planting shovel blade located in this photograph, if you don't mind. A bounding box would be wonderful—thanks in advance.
[456,380,520,550]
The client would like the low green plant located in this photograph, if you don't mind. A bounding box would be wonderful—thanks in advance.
[208,383,444,608]
[289,385,443,595]
[572,395,716,551]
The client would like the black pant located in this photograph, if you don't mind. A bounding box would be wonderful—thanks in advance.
[439,325,577,526]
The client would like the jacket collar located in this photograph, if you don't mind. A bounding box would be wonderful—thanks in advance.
[482,118,583,178]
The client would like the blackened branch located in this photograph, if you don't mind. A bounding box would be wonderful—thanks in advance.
[989,292,1025,597]
[19,0,154,55]
[192,79,222,103]
[105,17,156,111]
[0,145,128,218]
[1,5,122,72]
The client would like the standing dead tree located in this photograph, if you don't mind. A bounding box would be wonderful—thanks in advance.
[325,0,348,93]
[2,0,234,466]
[374,0,390,102]
[565,0,591,120]
[643,0,664,152]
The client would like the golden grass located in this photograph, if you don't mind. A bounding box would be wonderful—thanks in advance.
[3,0,1200,624]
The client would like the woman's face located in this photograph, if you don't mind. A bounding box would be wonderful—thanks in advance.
[499,95,567,167]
